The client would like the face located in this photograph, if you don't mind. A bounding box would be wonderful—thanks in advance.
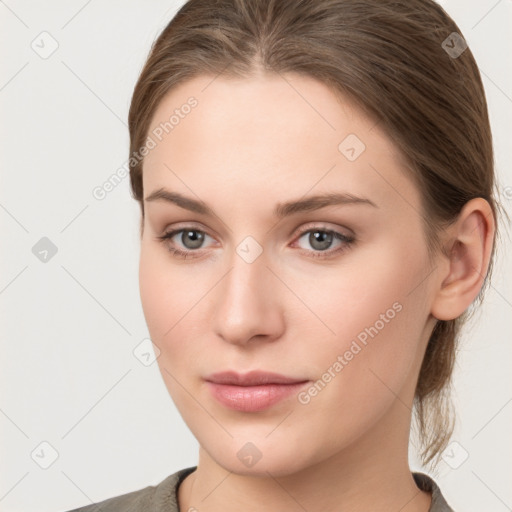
[139,72,438,476]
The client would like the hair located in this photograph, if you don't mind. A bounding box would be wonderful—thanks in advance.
[128,0,499,466]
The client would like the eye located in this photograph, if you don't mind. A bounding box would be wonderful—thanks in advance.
[156,223,355,261]
[291,224,355,259]
[156,227,214,259]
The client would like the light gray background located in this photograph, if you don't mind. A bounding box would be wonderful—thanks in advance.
[1,1,510,511]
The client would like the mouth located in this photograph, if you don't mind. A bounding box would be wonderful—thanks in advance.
[204,370,310,412]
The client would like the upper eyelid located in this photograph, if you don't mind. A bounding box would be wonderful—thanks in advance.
[295,221,353,237]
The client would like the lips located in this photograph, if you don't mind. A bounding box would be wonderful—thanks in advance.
[205,370,307,386]
[204,371,310,412]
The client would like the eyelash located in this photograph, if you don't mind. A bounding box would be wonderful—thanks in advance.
[156,223,355,261]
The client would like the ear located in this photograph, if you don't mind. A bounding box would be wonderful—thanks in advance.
[431,198,495,321]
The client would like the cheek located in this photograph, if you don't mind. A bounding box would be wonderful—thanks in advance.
[284,246,430,446]
[289,237,430,381]
[139,243,207,369]
[139,247,210,425]
[139,244,184,350]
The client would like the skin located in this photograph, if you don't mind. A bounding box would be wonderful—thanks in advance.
[138,71,495,512]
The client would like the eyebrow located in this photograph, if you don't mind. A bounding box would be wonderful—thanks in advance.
[144,188,378,218]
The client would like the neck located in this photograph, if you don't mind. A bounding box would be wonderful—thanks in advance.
[178,398,432,512]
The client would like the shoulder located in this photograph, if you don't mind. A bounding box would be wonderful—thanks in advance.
[413,472,455,512]
[61,466,197,512]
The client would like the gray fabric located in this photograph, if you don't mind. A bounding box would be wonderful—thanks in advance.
[63,468,195,512]
[414,472,455,511]
[63,467,454,511]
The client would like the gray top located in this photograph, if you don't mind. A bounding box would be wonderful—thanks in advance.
[63,467,454,511]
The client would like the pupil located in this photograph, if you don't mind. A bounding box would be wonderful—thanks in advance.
[183,230,204,249]
[310,231,332,251]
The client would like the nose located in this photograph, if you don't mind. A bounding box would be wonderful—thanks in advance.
[212,248,285,347]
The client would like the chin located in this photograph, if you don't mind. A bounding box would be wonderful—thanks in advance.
[198,432,325,478]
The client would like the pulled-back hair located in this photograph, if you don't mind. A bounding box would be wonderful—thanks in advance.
[128,0,499,466]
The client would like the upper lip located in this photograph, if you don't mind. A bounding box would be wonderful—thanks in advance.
[205,370,308,386]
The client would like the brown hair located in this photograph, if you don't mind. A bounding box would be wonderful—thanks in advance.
[128,0,499,466]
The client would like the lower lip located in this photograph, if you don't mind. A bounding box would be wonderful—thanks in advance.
[206,381,309,412]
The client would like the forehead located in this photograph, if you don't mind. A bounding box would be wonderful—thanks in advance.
[142,73,420,216]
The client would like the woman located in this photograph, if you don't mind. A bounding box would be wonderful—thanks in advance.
[65,0,498,510]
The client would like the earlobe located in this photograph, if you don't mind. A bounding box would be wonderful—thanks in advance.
[431,198,495,321]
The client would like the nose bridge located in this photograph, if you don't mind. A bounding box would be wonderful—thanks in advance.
[221,242,270,313]
[213,237,282,344]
